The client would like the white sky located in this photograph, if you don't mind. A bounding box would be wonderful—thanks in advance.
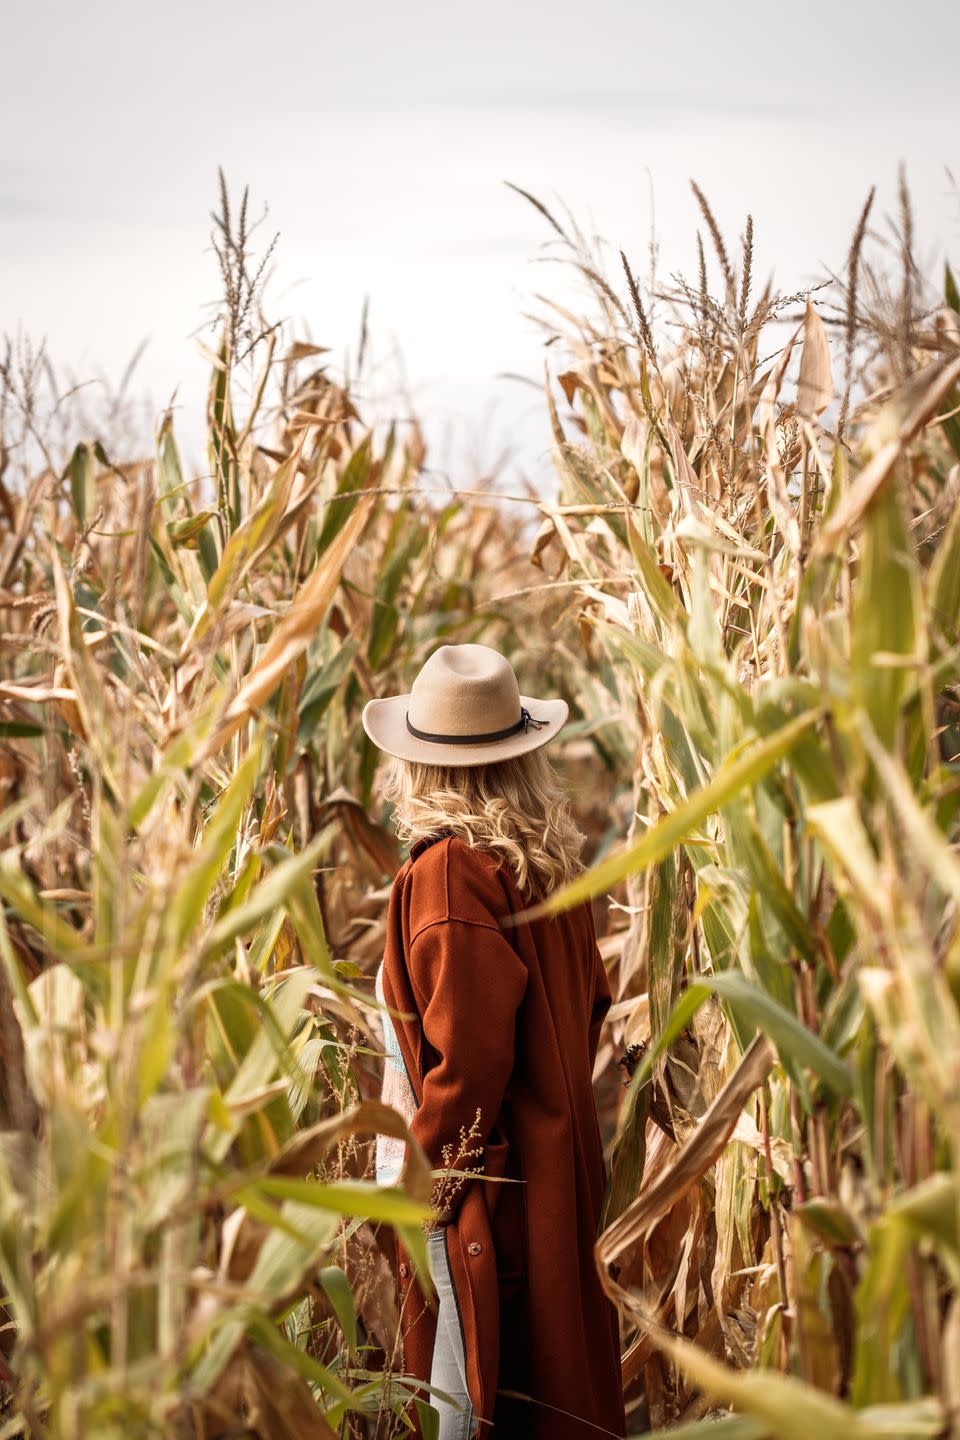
[3,0,959,490]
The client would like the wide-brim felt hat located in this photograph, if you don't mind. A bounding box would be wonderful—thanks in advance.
[361,643,568,767]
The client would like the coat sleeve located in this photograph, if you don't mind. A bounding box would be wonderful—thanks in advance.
[406,910,528,1224]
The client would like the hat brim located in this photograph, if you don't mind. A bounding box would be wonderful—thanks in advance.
[361,693,568,767]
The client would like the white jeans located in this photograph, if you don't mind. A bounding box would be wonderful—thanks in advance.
[425,1228,479,1439]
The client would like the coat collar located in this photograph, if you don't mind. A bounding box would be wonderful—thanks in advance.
[408,828,455,862]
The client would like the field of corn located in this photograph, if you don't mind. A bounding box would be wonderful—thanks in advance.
[1,171,959,1438]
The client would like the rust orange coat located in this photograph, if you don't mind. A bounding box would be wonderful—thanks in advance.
[381,831,626,1439]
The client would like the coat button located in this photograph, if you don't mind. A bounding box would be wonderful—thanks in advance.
[399,1262,408,1278]
[467,1242,482,1255]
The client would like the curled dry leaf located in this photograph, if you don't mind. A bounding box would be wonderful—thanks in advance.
[597,1034,775,1323]
[528,513,558,570]
[796,298,834,419]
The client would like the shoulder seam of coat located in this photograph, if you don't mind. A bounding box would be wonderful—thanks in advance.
[407,914,508,948]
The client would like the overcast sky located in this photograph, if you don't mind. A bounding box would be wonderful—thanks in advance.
[3,0,958,490]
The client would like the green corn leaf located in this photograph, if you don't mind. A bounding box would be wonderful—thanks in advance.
[627,968,850,1102]
[520,709,822,917]
[67,441,96,524]
[192,438,305,645]
[200,824,337,961]
[849,465,921,751]
[318,1265,357,1354]
[317,431,375,553]
[168,742,262,948]
[946,260,960,314]
[157,414,187,520]
[928,488,960,641]
[238,1177,434,1227]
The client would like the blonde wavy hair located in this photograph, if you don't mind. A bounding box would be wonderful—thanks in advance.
[379,744,587,903]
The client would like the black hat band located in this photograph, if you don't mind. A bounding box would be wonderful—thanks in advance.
[404,705,547,745]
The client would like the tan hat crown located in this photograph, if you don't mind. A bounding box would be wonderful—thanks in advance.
[407,644,524,739]
[360,641,567,767]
